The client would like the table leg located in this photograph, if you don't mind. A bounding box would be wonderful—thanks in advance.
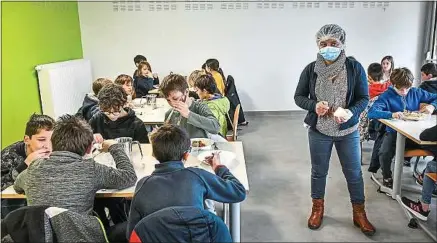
[230,203,241,242]
[392,132,406,199]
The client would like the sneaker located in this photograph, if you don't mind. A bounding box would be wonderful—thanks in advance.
[383,178,393,189]
[401,197,430,221]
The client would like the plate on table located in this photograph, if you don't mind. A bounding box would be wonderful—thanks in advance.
[402,111,428,121]
[197,150,239,170]
[190,138,214,151]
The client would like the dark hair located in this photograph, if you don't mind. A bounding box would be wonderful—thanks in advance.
[381,56,394,73]
[201,63,206,70]
[114,74,133,86]
[150,124,190,163]
[51,114,93,156]
[25,114,55,138]
[205,59,220,72]
[194,75,217,95]
[390,67,414,89]
[421,63,437,78]
[98,83,128,111]
[367,63,383,82]
[92,78,112,96]
[134,55,147,64]
[160,74,188,97]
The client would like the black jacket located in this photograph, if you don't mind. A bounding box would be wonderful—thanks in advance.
[76,94,100,121]
[225,75,247,127]
[129,206,232,243]
[134,76,155,98]
[420,125,437,157]
[89,108,149,143]
[294,57,369,131]
[419,80,437,94]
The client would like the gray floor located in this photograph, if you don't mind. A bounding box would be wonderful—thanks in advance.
[238,112,433,242]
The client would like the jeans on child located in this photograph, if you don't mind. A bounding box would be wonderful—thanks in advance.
[308,128,365,204]
[422,160,437,205]
[378,132,421,179]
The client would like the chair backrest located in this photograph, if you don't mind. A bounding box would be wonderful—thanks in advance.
[226,104,240,142]
[130,206,231,243]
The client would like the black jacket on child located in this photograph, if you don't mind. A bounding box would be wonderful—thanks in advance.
[420,80,437,94]
[225,75,247,128]
[76,94,100,121]
[89,108,149,143]
[134,75,156,98]
[420,125,437,157]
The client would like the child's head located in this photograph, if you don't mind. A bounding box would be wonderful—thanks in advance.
[98,83,128,121]
[194,75,217,99]
[420,63,437,81]
[160,74,189,107]
[390,67,414,96]
[367,63,383,83]
[114,74,134,96]
[205,59,220,73]
[24,114,55,154]
[92,78,113,96]
[381,56,394,74]
[51,115,94,156]
[150,124,190,163]
[187,70,204,88]
[138,61,152,77]
[134,55,147,67]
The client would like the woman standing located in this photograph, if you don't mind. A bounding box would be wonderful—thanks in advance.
[381,55,394,81]
[294,24,375,236]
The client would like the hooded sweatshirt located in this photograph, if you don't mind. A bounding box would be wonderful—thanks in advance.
[134,76,155,98]
[76,93,100,121]
[89,108,149,143]
[165,100,220,138]
[419,78,437,94]
[204,94,231,136]
[368,86,437,133]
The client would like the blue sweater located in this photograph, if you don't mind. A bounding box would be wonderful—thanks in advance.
[368,86,437,133]
[127,161,246,238]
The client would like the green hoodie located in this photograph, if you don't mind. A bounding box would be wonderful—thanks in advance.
[205,95,231,136]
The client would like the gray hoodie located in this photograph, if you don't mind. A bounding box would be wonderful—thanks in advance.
[165,100,220,138]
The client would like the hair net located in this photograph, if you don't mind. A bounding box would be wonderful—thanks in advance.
[315,24,346,48]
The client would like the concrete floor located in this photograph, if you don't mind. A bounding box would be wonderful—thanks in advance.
[238,112,433,242]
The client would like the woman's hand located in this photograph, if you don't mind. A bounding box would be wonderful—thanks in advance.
[315,101,329,116]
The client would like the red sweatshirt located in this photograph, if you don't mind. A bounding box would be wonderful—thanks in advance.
[369,82,391,99]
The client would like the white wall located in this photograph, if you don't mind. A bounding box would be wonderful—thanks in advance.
[78,1,425,111]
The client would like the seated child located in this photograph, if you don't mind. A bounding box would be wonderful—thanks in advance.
[204,59,225,95]
[419,63,437,94]
[133,55,159,85]
[77,78,112,121]
[115,74,136,106]
[368,67,437,188]
[134,61,156,98]
[187,70,203,100]
[126,124,246,237]
[194,74,231,137]
[401,124,437,221]
[13,114,136,240]
[89,83,149,143]
[1,114,54,218]
[160,74,220,138]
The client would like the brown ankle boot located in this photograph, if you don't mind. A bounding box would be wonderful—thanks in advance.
[352,203,375,236]
[308,199,324,230]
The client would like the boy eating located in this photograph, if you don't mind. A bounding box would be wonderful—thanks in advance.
[77,78,112,121]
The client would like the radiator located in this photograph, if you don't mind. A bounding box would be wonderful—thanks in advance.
[36,59,93,119]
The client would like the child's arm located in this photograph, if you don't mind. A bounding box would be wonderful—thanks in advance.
[190,167,246,203]
[420,125,437,142]
[94,144,137,189]
[1,145,27,191]
[187,103,220,134]
[418,88,437,108]
[13,168,28,194]
[133,120,149,143]
[367,94,393,120]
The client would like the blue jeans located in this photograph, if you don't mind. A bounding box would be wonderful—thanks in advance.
[308,128,365,204]
[422,160,437,204]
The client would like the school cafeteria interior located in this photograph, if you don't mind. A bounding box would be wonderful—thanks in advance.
[1,1,437,242]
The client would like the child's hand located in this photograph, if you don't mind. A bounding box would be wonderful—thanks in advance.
[420,105,435,114]
[392,112,404,120]
[93,133,104,143]
[204,152,222,171]
[101,140,118,152]
[25,149,51,166]
[174,101,190,118]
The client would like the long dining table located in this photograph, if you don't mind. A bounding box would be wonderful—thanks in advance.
[1,142,250,242]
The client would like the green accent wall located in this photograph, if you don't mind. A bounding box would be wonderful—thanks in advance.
[1,2,83,148]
